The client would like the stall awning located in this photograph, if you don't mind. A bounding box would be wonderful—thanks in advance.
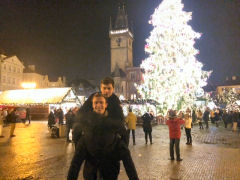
[0,87,80,105]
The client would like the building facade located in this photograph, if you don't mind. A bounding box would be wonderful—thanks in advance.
[0,55,25,91]
[216,76,240,94]
[109,4,142,99]
[23,65,66,88]
[0,54,66,91]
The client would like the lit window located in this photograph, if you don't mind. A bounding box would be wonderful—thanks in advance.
[2,76,6,83]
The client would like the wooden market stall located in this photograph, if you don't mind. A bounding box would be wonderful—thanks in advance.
[0,87,81,120]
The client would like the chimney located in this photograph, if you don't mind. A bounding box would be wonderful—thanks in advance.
[28,65,35,72]
[63,76,66,86]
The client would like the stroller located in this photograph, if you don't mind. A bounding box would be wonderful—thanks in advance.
[50,125,59,138]
[48,112,59,138]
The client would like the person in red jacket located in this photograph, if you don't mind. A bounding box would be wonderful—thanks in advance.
[166,110,185,161]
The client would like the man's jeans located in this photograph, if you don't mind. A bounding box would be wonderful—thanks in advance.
[170,138,180,159]
[127,129,135,145]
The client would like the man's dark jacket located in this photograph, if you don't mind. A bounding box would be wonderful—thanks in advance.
[73,92,126,144]
[68,112,139,180]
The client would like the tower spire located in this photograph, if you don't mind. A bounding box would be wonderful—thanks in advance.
[113,2,128,30]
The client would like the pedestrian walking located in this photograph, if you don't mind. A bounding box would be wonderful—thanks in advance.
[192,109,197,124]
[184,113,192,145]
[3,108,8,126]
[142,111,154,144]
[166,110,185,161]
[125,108,137,145]
[58,108,64,125]
[210,109,215,124]
[232,110,238,132]
[222,110,228,128]
[203,107,210,129]
[68,93,139,180]
[9,108,18,137]
[214,109,220,127]
[0,110,4,138]
[65,109,74,142]
[26,107,31,124]
[197,109,204,129]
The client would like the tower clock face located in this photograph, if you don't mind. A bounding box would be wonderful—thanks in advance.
[116,37,122,46]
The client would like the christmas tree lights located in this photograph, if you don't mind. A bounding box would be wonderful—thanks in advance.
[137,0,211,114]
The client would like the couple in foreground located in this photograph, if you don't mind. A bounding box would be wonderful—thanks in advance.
[68,77,139,180]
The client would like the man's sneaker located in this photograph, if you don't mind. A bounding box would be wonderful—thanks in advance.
[177,158,183,161]
[169,158,175,161]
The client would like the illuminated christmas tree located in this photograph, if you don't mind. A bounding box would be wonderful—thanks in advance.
[136,0,211,114]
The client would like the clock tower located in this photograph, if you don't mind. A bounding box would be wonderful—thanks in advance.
[109,3,142,99]
[109,4,134,97]
[109,4,133,73]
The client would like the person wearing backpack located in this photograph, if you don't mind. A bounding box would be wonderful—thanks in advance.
[68,93,139,180]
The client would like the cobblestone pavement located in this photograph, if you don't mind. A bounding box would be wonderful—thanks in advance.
[0,121,240,180]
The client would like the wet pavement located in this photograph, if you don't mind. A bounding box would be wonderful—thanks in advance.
[0,121,240,180]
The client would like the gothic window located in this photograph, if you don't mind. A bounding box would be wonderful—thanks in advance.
[3,64,6,70]
[14,67,16,72]
[9,66,11,72]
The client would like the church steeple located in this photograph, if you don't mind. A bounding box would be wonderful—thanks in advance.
[113,3,128,30]
[109,2,134,74]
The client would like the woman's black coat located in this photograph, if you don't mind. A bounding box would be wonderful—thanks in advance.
[142,113,153,132]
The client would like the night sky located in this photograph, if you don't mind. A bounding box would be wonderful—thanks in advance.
[0,0,239,86]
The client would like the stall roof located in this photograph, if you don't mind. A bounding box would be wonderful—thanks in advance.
[0,87,79,105]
